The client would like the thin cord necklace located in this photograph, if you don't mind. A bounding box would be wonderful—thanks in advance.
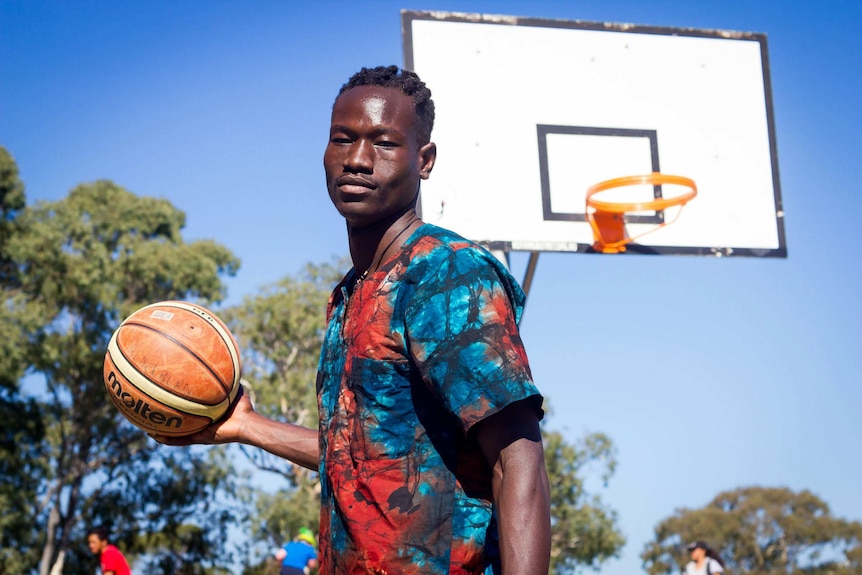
[356,215,419,285]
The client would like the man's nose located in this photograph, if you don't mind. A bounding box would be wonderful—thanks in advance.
[344,139,373,172]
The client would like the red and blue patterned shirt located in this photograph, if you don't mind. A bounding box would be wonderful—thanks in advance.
[316,224,542,574]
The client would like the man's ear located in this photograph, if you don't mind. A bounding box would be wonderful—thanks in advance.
[418,142,436,180]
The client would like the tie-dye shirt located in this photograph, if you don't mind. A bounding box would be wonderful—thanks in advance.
[316,224,542,575]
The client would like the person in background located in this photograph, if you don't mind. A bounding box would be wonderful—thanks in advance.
[685,540,726,575]
[86,526,132,575]
[275,527,318,575]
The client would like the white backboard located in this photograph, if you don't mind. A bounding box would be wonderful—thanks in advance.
[402,11,787,257]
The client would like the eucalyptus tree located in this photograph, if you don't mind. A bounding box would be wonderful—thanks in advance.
[544,429,626,574]
[0,145,48,574]
[1,169,244,574]
[224,262,342,561]
[642,486,862,575]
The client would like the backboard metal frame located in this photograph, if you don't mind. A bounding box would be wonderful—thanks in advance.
[402,10,787,258]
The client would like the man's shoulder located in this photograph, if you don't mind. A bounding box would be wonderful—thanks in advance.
[408,224,505,270]
[412,223,482,250]
[403,223,526,320]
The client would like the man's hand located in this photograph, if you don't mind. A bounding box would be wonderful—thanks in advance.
[149,385,252,446]
[475,400,551,575]
[150,385,320,471]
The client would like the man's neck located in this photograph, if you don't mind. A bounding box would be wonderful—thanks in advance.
[347,209,420,277]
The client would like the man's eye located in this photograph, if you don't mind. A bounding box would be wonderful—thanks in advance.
[330,137,352,145]
[376,141,398,148]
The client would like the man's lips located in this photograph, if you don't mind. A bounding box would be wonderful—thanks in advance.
[336,175,376,194]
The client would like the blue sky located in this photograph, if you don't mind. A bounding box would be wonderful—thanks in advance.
[2,1,860,573]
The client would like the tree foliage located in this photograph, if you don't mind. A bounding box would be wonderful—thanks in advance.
[0,393,47,573]
[0,145,49,573]
[641,486,862,575]
[0,145,26,285]
[544,428,626,573]
[224,262,343,570]
[0,155,246,575]
[0,145,33,390]
[225,262,342,453]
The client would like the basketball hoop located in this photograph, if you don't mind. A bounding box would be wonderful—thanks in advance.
[585,173,697,253]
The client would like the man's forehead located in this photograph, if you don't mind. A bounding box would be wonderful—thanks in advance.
[333,86,413,123]
[359,92,386,126]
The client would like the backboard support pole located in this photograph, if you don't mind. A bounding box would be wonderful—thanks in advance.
[522,251,540,299]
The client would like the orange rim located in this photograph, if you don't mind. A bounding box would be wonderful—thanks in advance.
[586,173,697,213]
[585,173,697,253]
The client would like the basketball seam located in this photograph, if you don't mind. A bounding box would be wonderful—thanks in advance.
[120,321,231,400]
[141,301,241,390]
[107,330,229,418]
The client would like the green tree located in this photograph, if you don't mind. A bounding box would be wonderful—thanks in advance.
[0,146,50,573]
[544,428,626,573]
[0,393,47,573]
[225,262,342,478]
[1,174,245,575]
[0,145,34,388]
[224,262,342,571]
[641,486,862,575]
[0,145,26,286]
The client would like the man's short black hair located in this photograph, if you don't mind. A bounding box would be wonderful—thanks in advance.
[87,527,109,542]
[336,65,435,145]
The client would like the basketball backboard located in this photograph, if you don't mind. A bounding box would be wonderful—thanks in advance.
[402,11,787,257]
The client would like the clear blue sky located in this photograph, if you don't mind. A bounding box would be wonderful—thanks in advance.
[2,1,860,574]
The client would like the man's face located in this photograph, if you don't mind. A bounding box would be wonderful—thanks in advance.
[87,534,106,555]
[324,85,435,229]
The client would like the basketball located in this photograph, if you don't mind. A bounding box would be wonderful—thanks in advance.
[103,301,242,437]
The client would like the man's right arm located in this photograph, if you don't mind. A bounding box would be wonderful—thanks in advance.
[151,388,319,471]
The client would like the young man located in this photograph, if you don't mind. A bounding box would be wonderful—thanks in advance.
[87,527,132,575]
[157,65,550,574]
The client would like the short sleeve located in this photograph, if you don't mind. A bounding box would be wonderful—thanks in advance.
[405,244,541,433]
[101,547,125,572]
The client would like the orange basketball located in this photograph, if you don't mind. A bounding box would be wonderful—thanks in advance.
[103,300,242,437]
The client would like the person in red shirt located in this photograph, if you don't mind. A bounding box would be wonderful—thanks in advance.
[87,527,132,575]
